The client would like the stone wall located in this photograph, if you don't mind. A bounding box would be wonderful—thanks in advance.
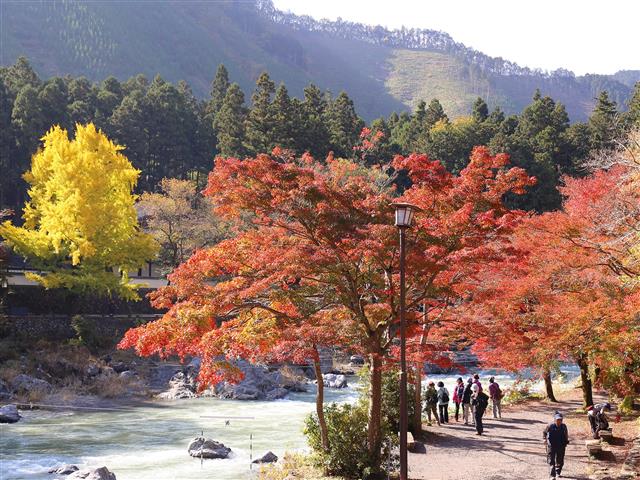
[0,314,161,343]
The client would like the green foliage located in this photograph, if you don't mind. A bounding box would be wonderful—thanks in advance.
[304,403,397,479]
[70,315,105,352]
[215,83,247,158]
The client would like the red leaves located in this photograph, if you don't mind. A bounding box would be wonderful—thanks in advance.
[120,147,532,386]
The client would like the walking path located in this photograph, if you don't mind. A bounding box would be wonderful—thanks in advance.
[409,395,594,480]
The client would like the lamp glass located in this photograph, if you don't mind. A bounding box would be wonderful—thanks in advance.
[395,204,415,227]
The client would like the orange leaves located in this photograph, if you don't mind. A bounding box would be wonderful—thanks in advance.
[120,147,533,386]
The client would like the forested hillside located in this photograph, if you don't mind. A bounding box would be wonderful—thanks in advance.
[1,0,637,121]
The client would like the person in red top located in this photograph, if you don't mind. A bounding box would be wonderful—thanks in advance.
[452,377,465,422]
[488,377,503,419]
[473,374,483,393]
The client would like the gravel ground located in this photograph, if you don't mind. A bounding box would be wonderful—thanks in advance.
[408,393,596,480]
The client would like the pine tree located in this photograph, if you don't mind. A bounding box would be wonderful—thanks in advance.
[298,84,330,157]
[472,97,489,122]
[206,64,230,125]
[424,99,448,129]
[245,72,275,155]
[271,83,296,150]
[589,91,619,150]
[325,91,364,157]
[215,83,247,158]
[626,82,640,128]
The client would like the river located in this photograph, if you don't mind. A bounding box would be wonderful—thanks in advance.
[0,367,580,480]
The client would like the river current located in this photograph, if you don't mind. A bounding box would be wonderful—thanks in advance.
[0,368,579,480]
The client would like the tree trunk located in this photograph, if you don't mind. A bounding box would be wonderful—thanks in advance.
[313,353,330,451]
[620,394,635,415]
[367,352,383,469]
[413,363,422,434]
[543,368,558,402]
[576,354,593,408]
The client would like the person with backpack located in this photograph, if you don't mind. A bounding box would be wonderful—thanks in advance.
[488,377,503,419]
[471,383,489,435]
[452,377,465,422]
[462,377,474,425]
[543,412,569,479]
[587,402,611,439]
[436,381,450,424]
[423,381,440,426]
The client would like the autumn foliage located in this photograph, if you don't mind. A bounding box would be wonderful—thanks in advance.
[120,145,533,466]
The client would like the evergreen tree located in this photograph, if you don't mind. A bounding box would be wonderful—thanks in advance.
[215,83,247,158]
[424,98,448,129]
[472,97,489,122]
[589,91,619,150]
[38,77,71,131]
[245,72,275,155]
[1,56,40,97]
[298,84,330,157]
[206,64,230,125]
[625,82,640,128]
[325,91,364,158]
[271,83,296,150]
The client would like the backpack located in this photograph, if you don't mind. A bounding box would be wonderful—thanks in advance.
[441,389,449,403]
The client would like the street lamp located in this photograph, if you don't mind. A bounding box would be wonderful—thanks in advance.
[393,202,420,480]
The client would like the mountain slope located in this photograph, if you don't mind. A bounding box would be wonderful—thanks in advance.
[1,0,637,121]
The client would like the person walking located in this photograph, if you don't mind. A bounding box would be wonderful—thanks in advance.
[436,381,450,424]
[471,383,489,435]
[488,377,503,419]
[473,373,483,394]
[543,412,569,479]
[423,381,440,426]
[452,377,465,422]
[462,377,474,425]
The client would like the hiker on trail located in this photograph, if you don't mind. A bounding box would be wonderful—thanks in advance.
[473,373,483,393]
[452,377,465,422]
[437,381,450,424]
[423,381,440,426]
[587,402,611,439]
[462,377,474,425]
[543,412,569,479]
[471,383,489,435]
[488,377,503,419]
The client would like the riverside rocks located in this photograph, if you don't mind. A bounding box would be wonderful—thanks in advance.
[213,361,304,400]
[252,451,278,464]
[322,373,347,388]
[48,464,79,475]
[157,371,197,399]
[0,379,11,400]
[0,404,21,423]
[11,374,52,395]
[66,467,116,480]
[187,437,231,459]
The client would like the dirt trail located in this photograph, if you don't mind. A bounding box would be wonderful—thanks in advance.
[409,394,596,480]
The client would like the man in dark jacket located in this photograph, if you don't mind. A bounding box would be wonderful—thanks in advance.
[543,412,569,479]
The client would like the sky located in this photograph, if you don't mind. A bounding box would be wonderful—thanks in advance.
[271,0,639,76]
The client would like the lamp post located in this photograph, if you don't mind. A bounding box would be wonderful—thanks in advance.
[393,202,419,480]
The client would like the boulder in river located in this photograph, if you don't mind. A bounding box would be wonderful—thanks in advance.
[66,467,116,480]
[0,404,21,423]
[322,373,347,389]
[349,355,365,366]
[11,374,52,395]
[48,464,79,475]
[214,360,305,400]
[187,437,231,459]
[252,451,278,464]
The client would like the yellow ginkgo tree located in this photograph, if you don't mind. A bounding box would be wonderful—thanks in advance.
[0,123,158,300]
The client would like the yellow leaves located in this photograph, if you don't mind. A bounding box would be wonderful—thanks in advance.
[0,123,158,298]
